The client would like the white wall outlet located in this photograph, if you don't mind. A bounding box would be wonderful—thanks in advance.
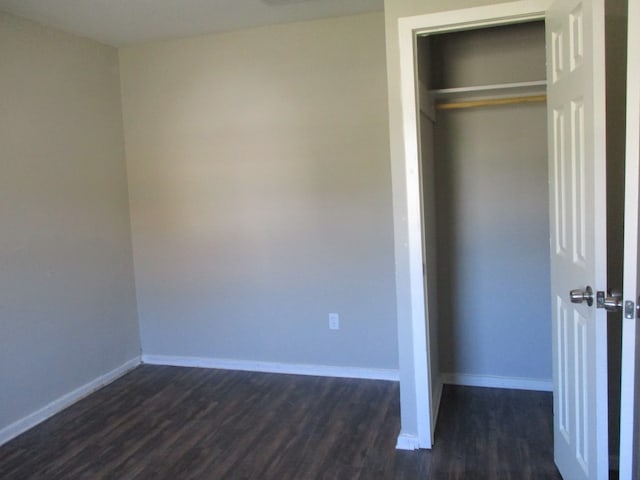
[329,313,340,330]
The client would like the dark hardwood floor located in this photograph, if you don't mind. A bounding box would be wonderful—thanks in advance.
[0,365,562,479]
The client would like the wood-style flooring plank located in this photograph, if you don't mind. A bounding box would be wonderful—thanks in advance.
[0,365,562,479]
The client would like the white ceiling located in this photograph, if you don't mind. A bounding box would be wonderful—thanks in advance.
[0,0,384,46]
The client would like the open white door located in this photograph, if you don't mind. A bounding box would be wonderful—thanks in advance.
[619,0,640,476]
[546,0,609,478]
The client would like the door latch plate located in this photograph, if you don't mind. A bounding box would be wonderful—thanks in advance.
[625,301,635,319]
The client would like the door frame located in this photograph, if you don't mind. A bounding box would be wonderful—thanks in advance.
[619,0,639,474]
[394,0,552,449]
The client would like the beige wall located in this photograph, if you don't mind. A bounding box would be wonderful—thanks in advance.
[119,12,398,369]
[0,12,140,433]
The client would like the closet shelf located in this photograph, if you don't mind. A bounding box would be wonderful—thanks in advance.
[419,80,547,119]
[432,81,547,111]
[429,80,547,100]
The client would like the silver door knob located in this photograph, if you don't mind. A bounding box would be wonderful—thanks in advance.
[570,286,593,306]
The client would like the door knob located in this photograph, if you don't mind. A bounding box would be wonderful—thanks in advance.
[570,286,593,306]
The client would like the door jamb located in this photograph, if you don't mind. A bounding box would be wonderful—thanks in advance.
[619,0,640,474]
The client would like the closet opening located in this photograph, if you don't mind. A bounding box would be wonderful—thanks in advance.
[416,20,552,433]
[414,19,623,469]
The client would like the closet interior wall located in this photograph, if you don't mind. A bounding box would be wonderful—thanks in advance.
[417,22,552,389]
[416,36,441,420]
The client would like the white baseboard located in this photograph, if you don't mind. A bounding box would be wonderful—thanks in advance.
[441,373,552,392]
[396,432,422,450]
[0,356,141,447]
[141,354,399,381]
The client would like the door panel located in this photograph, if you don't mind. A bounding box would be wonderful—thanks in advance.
[619,0,639,476]
[546,0,608,478]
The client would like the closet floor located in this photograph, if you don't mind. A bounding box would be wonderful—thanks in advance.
[0,365,564,479]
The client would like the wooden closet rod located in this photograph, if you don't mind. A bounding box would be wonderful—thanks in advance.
[435,94,547,111]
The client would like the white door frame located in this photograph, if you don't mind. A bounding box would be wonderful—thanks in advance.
[619,0,640,474]
[395,0,551,450]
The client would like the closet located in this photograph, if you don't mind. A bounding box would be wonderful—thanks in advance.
[414,16,626,467]
[416,22,552,397]
[417,18,625,468]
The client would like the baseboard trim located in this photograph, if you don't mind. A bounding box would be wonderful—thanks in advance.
[141,354,399,381]
[441,373,553,392]
[0,356,141,447]
[396,432,422,450]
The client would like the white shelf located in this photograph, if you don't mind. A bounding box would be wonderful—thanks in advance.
[429,80,547,101]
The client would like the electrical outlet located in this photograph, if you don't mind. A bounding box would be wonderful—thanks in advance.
[329,313,340,330]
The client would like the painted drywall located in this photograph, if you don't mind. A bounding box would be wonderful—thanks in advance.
[119,12,398,370]
[426,23,551,381]
[0,12,141,432]
[416,35,442,425]
[419,113,443,420]
[428,22,546,88]
[433,99,550,378]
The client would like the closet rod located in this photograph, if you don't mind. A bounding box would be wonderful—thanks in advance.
[436,94,547,111]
